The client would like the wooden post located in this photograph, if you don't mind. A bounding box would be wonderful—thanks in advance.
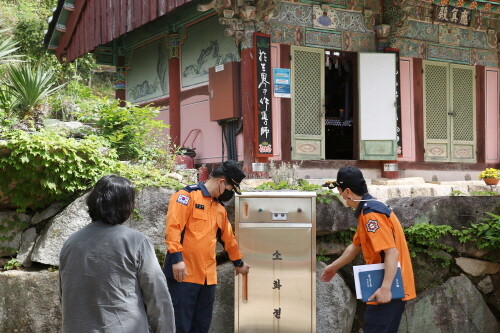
[115,56,126,106]
[240,47,255,174]
[168,33,181,147]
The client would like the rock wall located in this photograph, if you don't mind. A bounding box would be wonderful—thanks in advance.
[0,188,499,332]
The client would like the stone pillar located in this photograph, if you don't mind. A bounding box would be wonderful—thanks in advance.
[168,33,181,147]
[115,56,126,106]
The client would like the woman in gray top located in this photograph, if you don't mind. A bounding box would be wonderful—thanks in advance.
[60,175,175,333]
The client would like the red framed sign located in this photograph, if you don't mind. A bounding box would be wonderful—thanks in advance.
[254,33,273,157]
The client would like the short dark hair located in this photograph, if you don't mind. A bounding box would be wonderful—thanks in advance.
[86,175,135,225]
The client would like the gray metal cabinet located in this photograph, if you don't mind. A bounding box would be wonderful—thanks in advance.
[235,192,316,333]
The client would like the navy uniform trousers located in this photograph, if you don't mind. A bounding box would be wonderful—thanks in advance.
[167,278,216,333]
[364,299,406,333]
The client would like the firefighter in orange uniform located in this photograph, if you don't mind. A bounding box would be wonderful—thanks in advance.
[164,160,250,333]
[321,166,416,333]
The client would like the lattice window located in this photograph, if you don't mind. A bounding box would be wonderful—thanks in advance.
[293,50,322,135]
[424,64,448,140]
[451,67,474,141]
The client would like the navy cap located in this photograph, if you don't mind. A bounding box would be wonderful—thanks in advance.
[222,160,246,194]
[332,166,365,189]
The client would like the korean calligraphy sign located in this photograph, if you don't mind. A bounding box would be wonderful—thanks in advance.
[254,33,273,157]
[434,5,471,27]
[385,48,403,157]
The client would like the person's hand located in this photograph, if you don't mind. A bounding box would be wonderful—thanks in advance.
[172,261,188,282]
[321,264,338,282]
[235,263,250,276]
[368,287,391,304]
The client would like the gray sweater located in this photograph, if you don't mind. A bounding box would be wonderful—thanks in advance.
[60,221,175,333]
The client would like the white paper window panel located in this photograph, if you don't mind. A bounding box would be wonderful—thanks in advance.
[358,53,397,141]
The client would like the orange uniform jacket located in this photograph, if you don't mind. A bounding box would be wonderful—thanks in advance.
[352,193,416,302]
[164,183,243,285]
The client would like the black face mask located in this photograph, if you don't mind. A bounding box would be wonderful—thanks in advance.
[218,189,235,202]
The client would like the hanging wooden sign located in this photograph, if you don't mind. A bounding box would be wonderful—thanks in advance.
[254,33,273,157]
[385,48,403,157]
[434,5,472,27]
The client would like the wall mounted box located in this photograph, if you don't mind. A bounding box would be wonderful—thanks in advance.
[208,61,241,121]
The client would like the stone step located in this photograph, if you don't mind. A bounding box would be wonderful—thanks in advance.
[239,177,498,203]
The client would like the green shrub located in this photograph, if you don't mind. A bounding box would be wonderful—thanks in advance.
[76,98,169,161]
[111,161,183,190]
[3,258,21,271]
[0,130,118,210]
[255,179,337,203]
[454,213,500,250]
[404,223,455,266]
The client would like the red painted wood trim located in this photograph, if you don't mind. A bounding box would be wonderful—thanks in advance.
[240,48,255,174]
[142,0,149,26]
[476,65,485,163]
[94,0,101,46]
[83,1,95,49]
[107,0,114,41]
[114,0,121,40]
[158,0,167,16]
[133,0,142,29]
[81,6,88,55]
[56,0,86,61]
[279,44,292,163]
[413,58,425,162]
[169,57,181,147]
[87,4,93,52]
[127,0,133,32]
[150,0,158,21]
[119,0,127,36]
[101,0,108,47]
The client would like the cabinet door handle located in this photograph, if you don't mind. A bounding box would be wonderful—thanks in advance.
[243,202,249,219]
[242,273,248,302]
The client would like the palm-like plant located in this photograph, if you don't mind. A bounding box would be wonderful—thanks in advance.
[4,63,65,118]
[0,28,22,65]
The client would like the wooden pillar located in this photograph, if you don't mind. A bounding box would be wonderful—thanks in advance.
[115,56,126,106]
[280,44,292,163]
[413,58,425,162]
[475,65,485,163]
[240,47,255,174]
[168,33,181,147]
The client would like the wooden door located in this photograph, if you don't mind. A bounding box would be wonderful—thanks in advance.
[291,46,325,160]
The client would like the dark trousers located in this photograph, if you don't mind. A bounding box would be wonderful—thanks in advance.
[167,279,216,333]
[364,299,406,333]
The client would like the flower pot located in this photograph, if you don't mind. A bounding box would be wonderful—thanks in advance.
[483,178,499,186]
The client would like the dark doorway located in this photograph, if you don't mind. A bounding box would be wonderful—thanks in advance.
[324,50,356,160]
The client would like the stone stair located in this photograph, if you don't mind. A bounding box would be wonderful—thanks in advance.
[240,177,499,203]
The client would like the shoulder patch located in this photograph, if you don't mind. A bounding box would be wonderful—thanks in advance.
[176,194,190,206]
[366,219,379,233]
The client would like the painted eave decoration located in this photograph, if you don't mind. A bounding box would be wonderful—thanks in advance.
[422,0,500,13]
[425,0,500,12]
[44,0,193,63]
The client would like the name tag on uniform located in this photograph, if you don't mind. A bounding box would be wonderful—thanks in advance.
[195,204,205,210]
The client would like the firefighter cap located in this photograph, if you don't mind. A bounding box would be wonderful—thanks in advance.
[332,166,365,190]
[222,160,246,195]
